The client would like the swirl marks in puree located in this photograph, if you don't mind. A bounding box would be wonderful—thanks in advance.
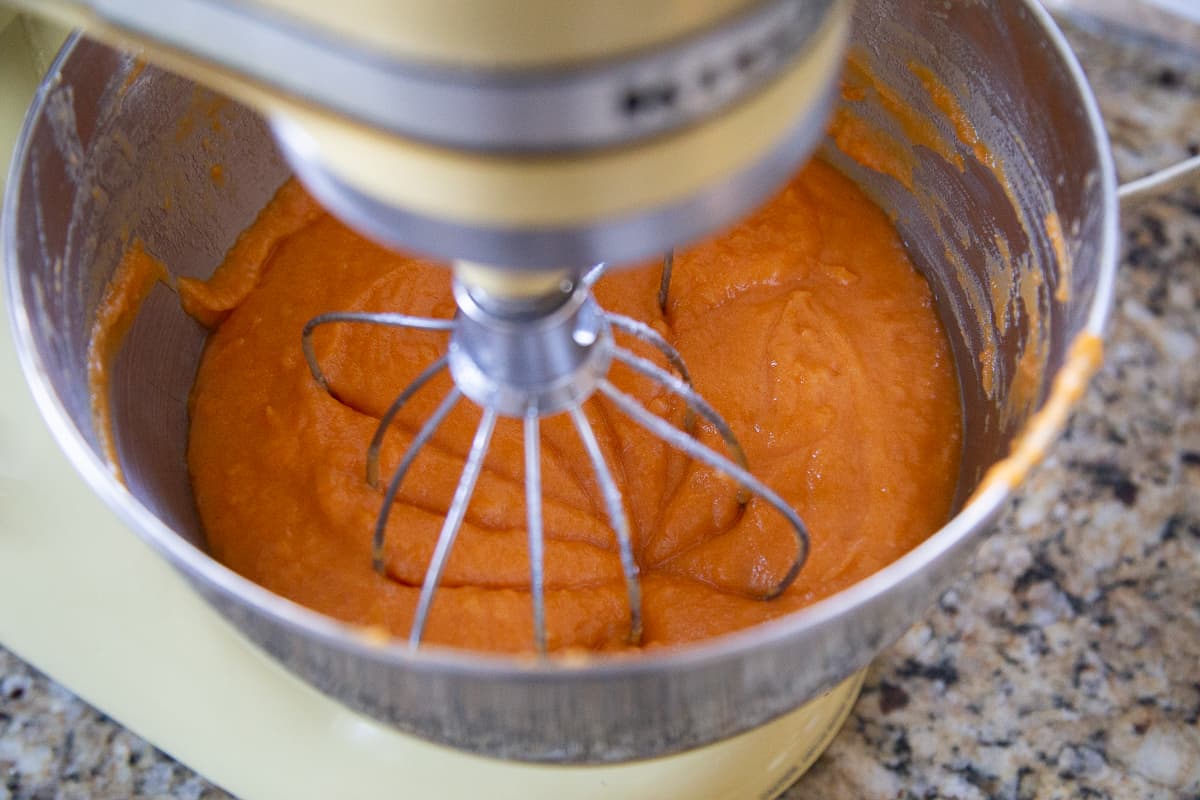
[185,159,962,653]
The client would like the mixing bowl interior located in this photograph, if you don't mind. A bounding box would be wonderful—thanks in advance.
[5,0,1115,763]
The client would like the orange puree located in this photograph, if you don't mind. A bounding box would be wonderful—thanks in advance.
[185,159,962,653]
[88,239,168,479]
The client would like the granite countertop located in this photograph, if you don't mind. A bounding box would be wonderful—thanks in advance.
[3,11,1199,800]
[793,15,1200,800]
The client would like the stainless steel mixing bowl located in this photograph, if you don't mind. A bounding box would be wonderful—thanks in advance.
[5,0,1116,763]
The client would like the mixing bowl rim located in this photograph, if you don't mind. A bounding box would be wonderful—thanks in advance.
[3,0,1117,681]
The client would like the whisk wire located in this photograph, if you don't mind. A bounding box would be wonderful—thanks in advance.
[367,355,450,488]
[409,406,498,649]
[303,311,453,393]
[523,410,548,655]
[568,404,643,645]
[605,313,693,386]
[612,347,751,503]
[597,378,809,599]
[657,249,674,314]
[606,311,697,432]
[373,387,462,572]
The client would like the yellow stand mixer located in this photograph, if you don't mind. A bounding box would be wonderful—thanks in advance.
[1,1,865,795]
[2,0,1129,795]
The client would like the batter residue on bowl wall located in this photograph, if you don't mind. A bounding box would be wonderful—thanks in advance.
[86,239,167,480]
[158,158,961,653]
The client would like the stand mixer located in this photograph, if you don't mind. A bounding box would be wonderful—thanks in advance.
[4,0,1127,793]
[14,0,849,655]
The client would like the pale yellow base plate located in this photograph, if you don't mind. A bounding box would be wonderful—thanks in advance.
[0,13,862,799]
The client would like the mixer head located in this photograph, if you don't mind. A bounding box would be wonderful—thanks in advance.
[23,0,852,653]
[26,0,850,270]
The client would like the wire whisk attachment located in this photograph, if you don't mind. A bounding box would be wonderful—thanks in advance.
[302,255,811,655]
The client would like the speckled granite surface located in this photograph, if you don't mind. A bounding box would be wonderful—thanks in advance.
[3,12,1199,800]
[791,15,1200,800]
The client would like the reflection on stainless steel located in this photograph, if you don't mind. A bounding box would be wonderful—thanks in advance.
[5,0,1119,764]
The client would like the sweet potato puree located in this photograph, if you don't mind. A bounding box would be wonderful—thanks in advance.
[177,159,961,653]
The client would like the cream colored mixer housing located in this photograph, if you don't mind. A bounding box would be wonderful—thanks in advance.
[23,0,851,270]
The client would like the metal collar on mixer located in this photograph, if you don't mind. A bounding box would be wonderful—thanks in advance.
[448,275,612,418]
